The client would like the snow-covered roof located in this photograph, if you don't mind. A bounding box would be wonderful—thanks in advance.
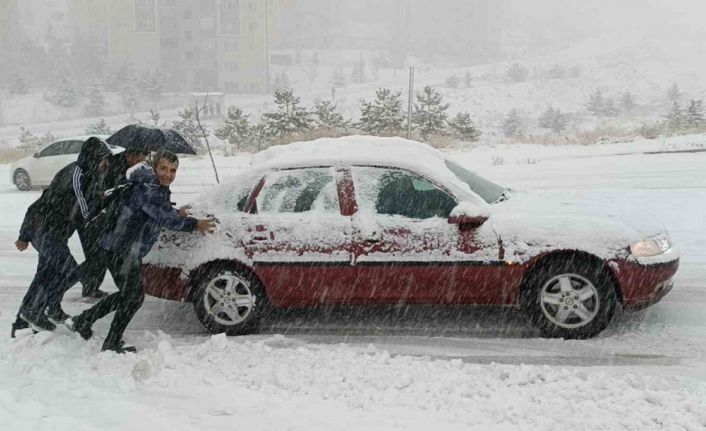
[250,136,487,205]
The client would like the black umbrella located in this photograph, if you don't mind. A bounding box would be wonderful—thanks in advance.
[106,124,197,155]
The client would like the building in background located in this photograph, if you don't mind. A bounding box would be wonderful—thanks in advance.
[66,0,275,93]
[272,0,503,64]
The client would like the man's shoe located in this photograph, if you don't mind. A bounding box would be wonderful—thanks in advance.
[82,289,109,300]
[10,318,30,338]
[65,317,93,340]
[19,313,56,332]
[45,307,70,324]
[102,340,137,354]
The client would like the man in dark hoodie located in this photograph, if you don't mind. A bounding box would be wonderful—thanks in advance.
[78,148,149,299]
[13,137,112,335]
[67,150,216,353]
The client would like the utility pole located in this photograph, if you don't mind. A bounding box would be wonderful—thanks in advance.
[264,0,270,94]
[407,66,414,139]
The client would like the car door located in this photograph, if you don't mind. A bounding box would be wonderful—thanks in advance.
[244,166,356,306]
[349,166,502,304]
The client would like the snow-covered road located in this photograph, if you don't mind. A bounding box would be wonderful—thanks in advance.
[1,139,705,430]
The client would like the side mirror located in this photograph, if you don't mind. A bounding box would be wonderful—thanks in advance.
[33,153,39,158]
[448,214,488,229]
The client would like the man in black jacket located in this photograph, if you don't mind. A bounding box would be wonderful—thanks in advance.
[67,151,215,353]
[78,149,148,299]
[12,137,111,335]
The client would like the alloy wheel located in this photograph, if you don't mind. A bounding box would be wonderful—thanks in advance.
[203,273,256,326]
[539,273,600,329]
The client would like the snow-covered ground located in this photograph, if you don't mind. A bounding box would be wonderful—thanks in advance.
[1,136,706,430]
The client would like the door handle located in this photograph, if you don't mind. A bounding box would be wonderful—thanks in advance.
[364,232,383,243]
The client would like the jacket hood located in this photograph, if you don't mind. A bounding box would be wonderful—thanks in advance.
[77,137,112,171]
[128,163,160,186]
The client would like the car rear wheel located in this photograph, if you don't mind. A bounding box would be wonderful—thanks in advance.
[520,255,618,339]
[13,169,32,191]
[192,263,266,336]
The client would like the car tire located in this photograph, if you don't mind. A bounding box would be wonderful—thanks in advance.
[520,254,618,339]
[192,263,267,336]
[13,169,32,191]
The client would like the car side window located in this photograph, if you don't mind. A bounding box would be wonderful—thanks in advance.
[37,142,63,158]
[255,167,340,214]
[352,166,457,219]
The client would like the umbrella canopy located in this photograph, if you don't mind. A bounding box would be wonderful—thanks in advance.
[106,124,197,155]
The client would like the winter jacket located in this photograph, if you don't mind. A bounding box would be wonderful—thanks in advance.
[100,164,197,259]
[103,153,130,190]
[18,137,112,243]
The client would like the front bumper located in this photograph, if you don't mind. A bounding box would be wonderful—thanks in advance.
[615,254,679,311]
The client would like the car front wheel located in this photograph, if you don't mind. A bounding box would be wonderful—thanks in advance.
[192,263,266,336]
[13,169,32,191]
[520,255,618,339]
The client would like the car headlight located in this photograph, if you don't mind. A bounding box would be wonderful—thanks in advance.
[630,234,671,257]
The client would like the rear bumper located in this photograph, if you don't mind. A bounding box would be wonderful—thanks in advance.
[615,258,679,311]
[143,264,191,302]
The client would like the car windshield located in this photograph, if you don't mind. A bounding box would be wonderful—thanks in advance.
[444,159,508,204]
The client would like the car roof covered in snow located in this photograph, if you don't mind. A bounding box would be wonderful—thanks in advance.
[248,135,487,205]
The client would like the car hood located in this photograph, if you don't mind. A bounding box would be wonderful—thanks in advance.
[488,190,667,262]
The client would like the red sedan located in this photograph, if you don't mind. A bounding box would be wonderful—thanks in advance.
[143,137,679,339]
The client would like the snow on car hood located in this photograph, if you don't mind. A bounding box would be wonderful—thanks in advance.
[488,190,668,262]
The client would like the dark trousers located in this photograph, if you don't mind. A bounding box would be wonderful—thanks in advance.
[76,251,144,348]
[18,227,81,319]
[77,223,109,296]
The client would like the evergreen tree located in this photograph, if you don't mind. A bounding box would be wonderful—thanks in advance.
[148,109,162,126]
[110,63,140,114]
[447,112,481,141]
[9,71,28,95]
[412,86,449,139]
[85,119,112,135]
[603,97,619,117]
[586,89,605,116]
[214,106,252,150]
[172,108,207,149]
[667,83,681,103]
[505,63,528,82]
[685,99,705,128]
[538,106,569,132]
[620,91,637,112]
[17,127,54,154]
[331,68,346,88]
[547,64,566,79]
[445,75,460,89]
[358,88,405,136]
[464,71,472,87]
[351,55,366,84]
[139,69,166,100]
[84,79,106,116]
[665,102,685,131]
[312,100,349,130]
[46,65,80,107]
[502,110,524,138]
[262,89,312,138]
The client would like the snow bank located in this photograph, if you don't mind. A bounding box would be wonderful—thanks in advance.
[1,333,704,430]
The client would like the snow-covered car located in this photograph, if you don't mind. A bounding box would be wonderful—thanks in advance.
[10,135,120,190]
[143,136,680,339]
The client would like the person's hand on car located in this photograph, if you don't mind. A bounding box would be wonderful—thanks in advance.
[178,205,192,217]
[196,218,217,234]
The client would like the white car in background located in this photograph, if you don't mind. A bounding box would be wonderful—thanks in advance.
[10,135,121,191]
